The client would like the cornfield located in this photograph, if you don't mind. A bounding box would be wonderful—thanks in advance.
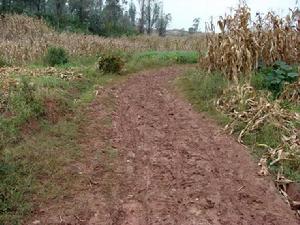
[204,3,300,211]
[203,3,300,81]
[280,80,300,103]
[0,14,206,64]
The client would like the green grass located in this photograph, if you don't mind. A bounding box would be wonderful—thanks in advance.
[176,68,230,125]
[0,77,44,149]
[30,51,199,72]
[177,68,300,182]
[0,76,121,224]
[133,51,200,63]
[0,50,198,225]
[0,119,82,225]
[126,51,200,73]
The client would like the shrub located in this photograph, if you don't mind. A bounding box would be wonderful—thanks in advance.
[0,56,11,68]
[97,52,125,74]
[44,47,69,66]
[264,61,298,96]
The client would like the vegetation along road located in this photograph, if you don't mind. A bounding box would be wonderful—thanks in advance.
[28,67,299,225]
[0,0,299,224]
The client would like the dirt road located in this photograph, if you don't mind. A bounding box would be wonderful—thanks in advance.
[30,67,299,225]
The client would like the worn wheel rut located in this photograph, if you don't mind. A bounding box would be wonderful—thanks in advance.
[29,67,299,225]
[110,67,298,225]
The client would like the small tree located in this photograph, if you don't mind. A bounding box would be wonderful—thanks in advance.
[138,0,146,33]
[145,0,160,34]
[156,11,171,37]
[193,17,200,32]
[188,17,200,34]
[128,0,136,26]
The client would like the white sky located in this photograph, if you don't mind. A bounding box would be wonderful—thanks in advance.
[135,0,299,30]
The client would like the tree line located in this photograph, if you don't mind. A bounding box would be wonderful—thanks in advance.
[0,0,172,36]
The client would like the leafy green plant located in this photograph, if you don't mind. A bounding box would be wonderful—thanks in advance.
[97,52,125,74]
[44,47,69,67]
[264,61,298,96]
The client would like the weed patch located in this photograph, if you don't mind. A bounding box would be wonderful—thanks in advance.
[44,47,69,67]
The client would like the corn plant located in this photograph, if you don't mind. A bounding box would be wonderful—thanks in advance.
[202,3,300,81]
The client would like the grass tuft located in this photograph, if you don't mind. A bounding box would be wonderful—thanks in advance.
[176,69,230,125]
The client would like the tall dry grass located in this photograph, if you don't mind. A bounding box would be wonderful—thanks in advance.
[204,4,300,198]
[202,4,300,81]
[0,14,206,64]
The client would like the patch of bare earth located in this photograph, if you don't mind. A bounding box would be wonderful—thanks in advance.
[28,67,299,225]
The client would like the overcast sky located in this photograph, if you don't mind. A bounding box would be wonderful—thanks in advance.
[137,0,299,30]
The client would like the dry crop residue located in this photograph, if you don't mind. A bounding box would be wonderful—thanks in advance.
[29,67,299,225]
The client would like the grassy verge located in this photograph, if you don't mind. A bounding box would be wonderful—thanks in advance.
[176,68,300,182]
[176,69,230,125]
[0,72,119,225]
[0,50,198,224]
[126,51,200,73]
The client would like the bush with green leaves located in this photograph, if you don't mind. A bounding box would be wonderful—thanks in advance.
[263,61,298,96]
[97,52,125,74]
[44,47,69,67]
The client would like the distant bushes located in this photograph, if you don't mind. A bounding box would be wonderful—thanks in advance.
[97,52,125,74]
[44,47,69,67]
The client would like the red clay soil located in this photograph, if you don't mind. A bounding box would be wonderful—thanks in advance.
[28,67,299,225]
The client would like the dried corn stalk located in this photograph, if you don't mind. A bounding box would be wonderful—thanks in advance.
[202,3,300,81]
[280,81,300,104]
[216,83,300,179]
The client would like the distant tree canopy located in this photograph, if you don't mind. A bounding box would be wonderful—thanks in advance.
[0,0,171,36]
[138,0,171,36]
[188,17,200,34]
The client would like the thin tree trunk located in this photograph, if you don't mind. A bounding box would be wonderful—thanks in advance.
[146,0,151,34]
[138,0,145,34]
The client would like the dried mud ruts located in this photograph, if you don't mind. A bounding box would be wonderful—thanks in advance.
[29,67,299,224]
